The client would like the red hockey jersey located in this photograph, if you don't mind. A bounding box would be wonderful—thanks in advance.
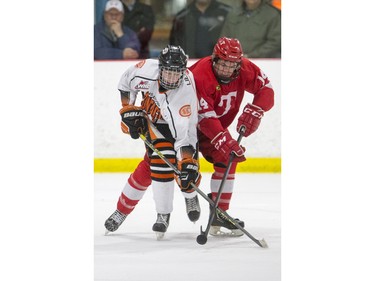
[189,56,274,140]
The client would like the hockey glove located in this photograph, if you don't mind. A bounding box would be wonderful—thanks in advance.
[236,103,264,137]
[211,130,246,163]
[120,105,148,139]
[175,158,201,193]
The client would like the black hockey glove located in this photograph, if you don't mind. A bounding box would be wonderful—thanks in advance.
[175,158,201,193]
[120,105,148,139]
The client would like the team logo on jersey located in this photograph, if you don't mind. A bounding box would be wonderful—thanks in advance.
[135,80,150,90]
[179,105,191,117]
[135,60,146,68]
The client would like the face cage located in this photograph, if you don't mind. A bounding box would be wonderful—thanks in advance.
[159,66,185,90]
[212,58,241,84]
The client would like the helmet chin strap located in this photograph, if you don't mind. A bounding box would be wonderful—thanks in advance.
[218,78,231,84]
[158,83,167,92]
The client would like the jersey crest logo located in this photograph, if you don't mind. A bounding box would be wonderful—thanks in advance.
[135,60,146,68]
[135,80,150,90]
[179,105,191,117]
[216,91,237,117]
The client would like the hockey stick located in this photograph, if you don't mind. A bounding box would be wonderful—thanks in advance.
[196,127,246,245]
[138,124,267,248]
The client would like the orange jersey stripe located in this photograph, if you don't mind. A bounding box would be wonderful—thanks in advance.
[154,142,173,149]
[151,172,174,179]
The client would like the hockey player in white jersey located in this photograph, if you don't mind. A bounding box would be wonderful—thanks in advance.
[105,45,201,239]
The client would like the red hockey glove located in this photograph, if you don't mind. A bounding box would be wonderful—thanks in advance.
[211,130,246,163]
[175,158,201,193]
[119,105,148,139]
[237,103,264,137]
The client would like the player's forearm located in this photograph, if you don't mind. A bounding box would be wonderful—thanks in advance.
[253,87,275,112]
[198,117,224,140]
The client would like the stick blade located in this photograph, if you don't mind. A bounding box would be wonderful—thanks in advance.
[259,238,268,248]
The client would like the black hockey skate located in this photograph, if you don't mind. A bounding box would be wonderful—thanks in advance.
[152,213,170,240]
[208,193,244,237]
[104,210,127,234]
[185,195,200,222]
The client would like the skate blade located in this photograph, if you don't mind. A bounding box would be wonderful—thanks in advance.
[209,226,244,237]
[154,231,165,240]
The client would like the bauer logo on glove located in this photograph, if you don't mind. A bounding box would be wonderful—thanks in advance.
[185,164,198,171]
[120,105,148,139]
[175,158,201,192]
[122,111,144,118]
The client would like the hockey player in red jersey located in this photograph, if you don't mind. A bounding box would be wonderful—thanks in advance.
[189,37,275,236]
[104,45,201,239]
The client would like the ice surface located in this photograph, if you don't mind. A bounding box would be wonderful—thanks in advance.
[95,173,281,281]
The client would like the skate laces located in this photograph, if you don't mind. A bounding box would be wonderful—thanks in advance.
[216,210,243,226]
[185,196,200,212]
[111,210,127,224]
[156,214,169,227]
[217,210,239,222]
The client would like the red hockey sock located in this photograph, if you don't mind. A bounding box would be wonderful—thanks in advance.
[211,163,237,211]
[117,158,151,215]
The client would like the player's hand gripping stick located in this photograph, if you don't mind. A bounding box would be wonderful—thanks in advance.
[196,126,245,245]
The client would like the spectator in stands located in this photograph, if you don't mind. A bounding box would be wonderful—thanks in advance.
[169,0,231,58]
[120,0,155,59]
[220,0,281,58]
[94,0,140,60]
[95,0,108,24]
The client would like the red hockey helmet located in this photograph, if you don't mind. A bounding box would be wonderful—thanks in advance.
[212,37,243,84]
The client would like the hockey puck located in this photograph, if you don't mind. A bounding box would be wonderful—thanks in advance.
[196,234,207,245]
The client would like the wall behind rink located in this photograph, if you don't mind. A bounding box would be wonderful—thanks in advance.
[94,59,281,172]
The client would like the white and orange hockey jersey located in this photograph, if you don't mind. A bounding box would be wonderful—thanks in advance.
[117,59,198,160]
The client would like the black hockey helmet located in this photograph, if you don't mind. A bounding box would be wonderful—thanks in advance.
[158,45,188,90]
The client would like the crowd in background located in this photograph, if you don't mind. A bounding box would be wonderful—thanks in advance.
[94,0,281,60]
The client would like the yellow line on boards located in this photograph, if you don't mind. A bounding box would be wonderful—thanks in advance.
[94,158,281,173]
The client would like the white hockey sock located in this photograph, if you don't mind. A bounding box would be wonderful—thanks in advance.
[152,180,174,214]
